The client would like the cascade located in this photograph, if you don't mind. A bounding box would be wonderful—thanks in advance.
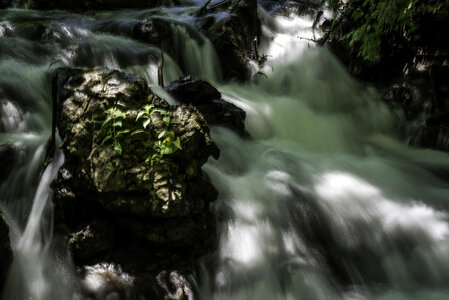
[1,2,449,300]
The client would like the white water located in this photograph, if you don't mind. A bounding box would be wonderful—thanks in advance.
[1,2,449,300]
[197,12,449,300]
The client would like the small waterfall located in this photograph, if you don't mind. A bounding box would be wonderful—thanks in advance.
[2,3,449,300]
[2,152,78,300]
[168,22,222,82]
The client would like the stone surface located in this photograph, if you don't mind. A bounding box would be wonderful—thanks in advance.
[132,17,172,48]
[156,270,192,300]
[165,75,221,105]
[69,219,114,262]
[166,76,246,135]
[52,67,219,297]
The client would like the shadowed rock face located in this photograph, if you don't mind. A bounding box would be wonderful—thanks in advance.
[52,67,219,298]
[166,75,246,135]
[0,214,12,291]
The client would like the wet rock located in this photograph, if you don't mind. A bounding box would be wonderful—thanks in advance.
[0,213,12,290]
[52,67,218,297]
[203,0,261,81]
[132,17,172,48]
[54,66,218,224]
[156,270,192,300]
[165,75,221,105]
[30,0,160,11]
[80,263,135,299]
[69,219,114,262]
[166,76,246,135]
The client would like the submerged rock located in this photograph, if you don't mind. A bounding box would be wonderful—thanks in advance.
[52,67,219,297]
[0,213,12,291]
[166,75,246,135]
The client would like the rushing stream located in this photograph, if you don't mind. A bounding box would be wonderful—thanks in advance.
[2,1,449,299]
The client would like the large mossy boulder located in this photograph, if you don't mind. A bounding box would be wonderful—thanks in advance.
[52,67,219,297]
[0,213,12,291]
[54,67,218,219]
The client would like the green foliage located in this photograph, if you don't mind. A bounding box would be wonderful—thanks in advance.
[327,0,443,62]
[101,106,129,155]
[133,104,182,165]
[101,104,182,163]
[151,130,182,165]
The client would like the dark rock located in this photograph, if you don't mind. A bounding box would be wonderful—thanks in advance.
[0,213,12,291]
[197,99,246,135]
[166,76,246,135]
[203,0,261,81]
[52,67,219,297]
[166,75,221,105]
[53,66,218,220]
[132,17,172,48]
[156,270,192,300]
[69,219,114,262]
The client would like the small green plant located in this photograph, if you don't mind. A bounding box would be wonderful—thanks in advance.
[150,130,182,165]
[101,106,130,155]
[133,104,182,165]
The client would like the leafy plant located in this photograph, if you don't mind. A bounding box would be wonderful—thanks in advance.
[150,130,182,165]
[101,106,129,155]
[133,104,182,165]
[328,0,421,62]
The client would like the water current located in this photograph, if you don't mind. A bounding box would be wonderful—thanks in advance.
[1,1,449,299]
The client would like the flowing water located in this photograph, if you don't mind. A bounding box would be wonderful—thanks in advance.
[1,1,449,299]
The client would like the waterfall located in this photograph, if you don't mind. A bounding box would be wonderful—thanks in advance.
[1,2,449,300]
[196,11,449,300]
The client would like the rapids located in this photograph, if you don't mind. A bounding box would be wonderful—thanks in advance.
[1,1,449,299]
